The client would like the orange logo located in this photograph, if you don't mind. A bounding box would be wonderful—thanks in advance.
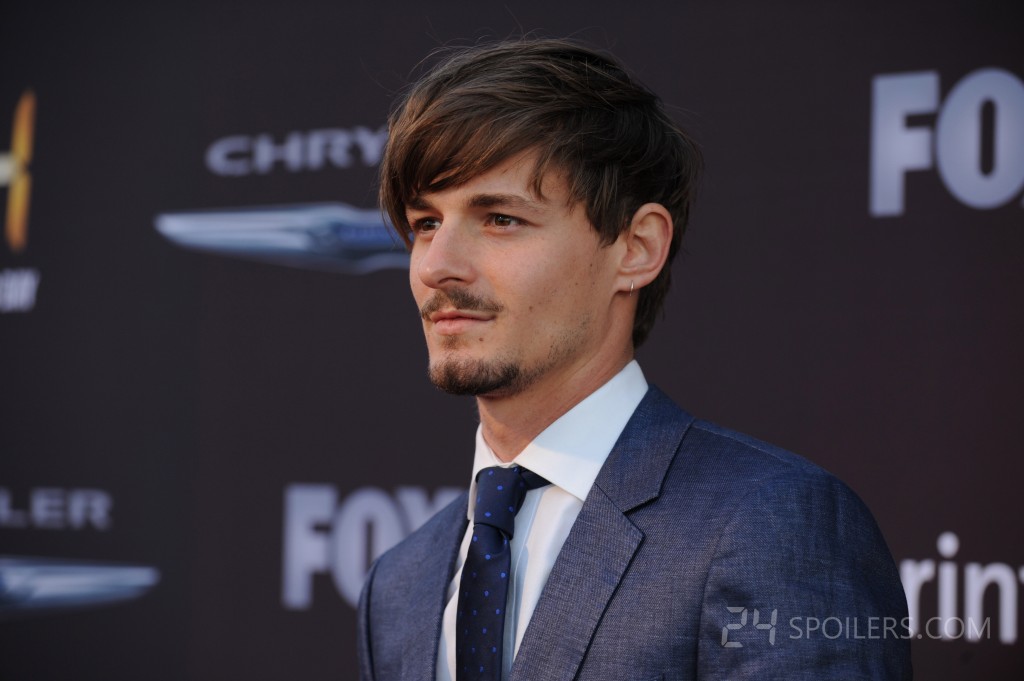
[0,91,35,253]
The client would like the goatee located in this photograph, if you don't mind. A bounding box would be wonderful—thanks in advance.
[428,358,524,396]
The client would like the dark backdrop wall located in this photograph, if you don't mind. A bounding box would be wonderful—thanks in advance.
[2,2,1022,679]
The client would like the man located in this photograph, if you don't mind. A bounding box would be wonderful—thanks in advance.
[358,38,911,680]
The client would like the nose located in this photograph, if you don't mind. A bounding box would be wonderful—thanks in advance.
[413,219,475,291]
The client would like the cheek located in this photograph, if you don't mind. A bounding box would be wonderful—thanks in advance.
[408,255,427,302]
[561,253,602,296]
[516,266,588,322]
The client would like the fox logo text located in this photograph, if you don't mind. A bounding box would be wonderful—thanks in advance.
[870,68,1024,216]
[281,483,463,609]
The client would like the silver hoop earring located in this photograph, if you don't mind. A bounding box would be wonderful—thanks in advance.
[629,280,635,297]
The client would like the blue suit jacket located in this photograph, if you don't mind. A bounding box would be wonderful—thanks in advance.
[358,387,912,680]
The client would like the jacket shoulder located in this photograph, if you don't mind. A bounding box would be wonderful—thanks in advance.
[677,421,911,678]
[683,417,859,495]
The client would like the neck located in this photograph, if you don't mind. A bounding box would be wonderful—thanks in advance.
[476,347,634,462]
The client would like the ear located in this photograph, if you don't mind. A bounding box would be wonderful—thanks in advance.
[616,203,673,293]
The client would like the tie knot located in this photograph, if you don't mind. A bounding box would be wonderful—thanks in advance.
[472,465,548,537]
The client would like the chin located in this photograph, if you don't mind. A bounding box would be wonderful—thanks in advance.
[427,355,525,396]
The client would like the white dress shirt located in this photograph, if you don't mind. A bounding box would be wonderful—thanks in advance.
[436,360,649,681]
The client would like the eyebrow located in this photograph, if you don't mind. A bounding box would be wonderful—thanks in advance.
[406,192,545,213]
[466,193,543,211]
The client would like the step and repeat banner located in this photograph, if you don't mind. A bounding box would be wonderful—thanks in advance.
[1,2,1021,679]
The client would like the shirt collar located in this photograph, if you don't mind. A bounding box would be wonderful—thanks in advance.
[467,360,648,518]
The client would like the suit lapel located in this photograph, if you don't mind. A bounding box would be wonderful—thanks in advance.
[508,484,642,681]
[400,496,469,681]
[508,387,693,681]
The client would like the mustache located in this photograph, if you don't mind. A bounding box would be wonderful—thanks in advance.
[420,288,504,321]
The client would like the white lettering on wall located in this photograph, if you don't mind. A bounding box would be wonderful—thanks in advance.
[870,68,1024,215]
[900,531,1021,644]
[281,483,463,609]
[0,487,113,529]
[206,126,388,176]
[0,268,40,313]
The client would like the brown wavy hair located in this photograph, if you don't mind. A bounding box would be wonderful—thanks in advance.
[380,38,702,347]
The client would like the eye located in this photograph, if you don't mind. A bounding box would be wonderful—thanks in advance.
[410,217,441,234]
[486,214,523,229]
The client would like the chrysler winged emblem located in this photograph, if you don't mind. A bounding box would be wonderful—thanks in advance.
[155,202,409,274]
[0,555,160,616]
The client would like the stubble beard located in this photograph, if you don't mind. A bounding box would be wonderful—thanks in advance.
[419,286,594,398]
[420,287,523,396]
[428,353,525,396]
[426,314,592,398]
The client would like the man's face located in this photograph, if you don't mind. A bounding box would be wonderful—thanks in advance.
[406,151,620,397]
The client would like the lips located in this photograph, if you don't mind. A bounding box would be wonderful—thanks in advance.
[429,309,494,334]
[429,309,491,323]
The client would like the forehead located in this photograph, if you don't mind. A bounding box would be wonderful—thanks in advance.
[408,150,572,210]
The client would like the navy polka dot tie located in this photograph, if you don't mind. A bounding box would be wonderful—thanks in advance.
[456,465,549,681]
